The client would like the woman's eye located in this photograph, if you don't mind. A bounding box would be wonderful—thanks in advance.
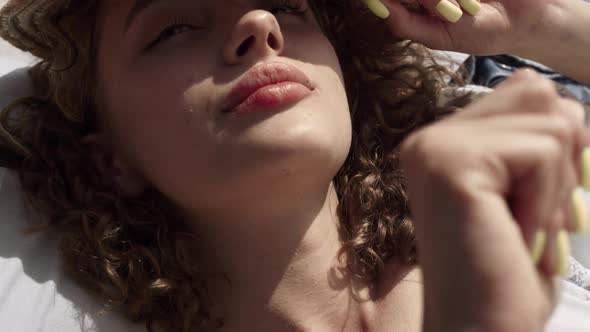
[270,2,309,17]
[271,7,306,16]
[146,24,196,50]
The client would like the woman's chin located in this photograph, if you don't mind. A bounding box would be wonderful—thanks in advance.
[229,108,348,162]
[206,98,352,190]
[214,120,348,186]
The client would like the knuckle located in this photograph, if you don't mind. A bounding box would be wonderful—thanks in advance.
[496,69,538,92]
[548,115,574,145]
[400,131,424,171]
[400,131,419,160]
[401,127,436,161]
[540,135,566,162]
[400,126,456,175]
[561,98,586,125]
[508,68,539,83]
[518,80,559,109]
[546,216,564,232]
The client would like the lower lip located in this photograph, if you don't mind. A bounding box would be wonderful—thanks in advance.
[230,82,312,114]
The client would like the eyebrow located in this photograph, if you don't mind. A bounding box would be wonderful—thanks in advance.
[124,0,160,33]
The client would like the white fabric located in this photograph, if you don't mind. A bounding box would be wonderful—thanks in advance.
[0,65,145,331]
[0,170,145,332]
[547,281,590,331]
[567,257,590,289]
[0,21,36,76]
[571,191,590,267]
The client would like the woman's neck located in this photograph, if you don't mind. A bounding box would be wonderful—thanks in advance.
[184,182,373,331]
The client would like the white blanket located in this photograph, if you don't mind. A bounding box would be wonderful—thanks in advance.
[0,169,145,332]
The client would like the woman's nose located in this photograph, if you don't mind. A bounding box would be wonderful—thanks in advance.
[223,10,284,65]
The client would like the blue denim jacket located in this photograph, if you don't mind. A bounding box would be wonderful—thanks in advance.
[466,54,590,104]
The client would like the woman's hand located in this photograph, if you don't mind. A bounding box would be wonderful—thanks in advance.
[366,0,566,55]
[399,70,590,331]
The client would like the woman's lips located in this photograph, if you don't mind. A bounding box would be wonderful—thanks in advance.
[232,81,312,114]
[223,62,315,114]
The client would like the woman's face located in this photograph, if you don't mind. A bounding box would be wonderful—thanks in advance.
[95,0,351,216]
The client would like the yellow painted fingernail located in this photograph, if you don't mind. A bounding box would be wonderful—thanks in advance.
[580,147,590,190]
[556,230,571,277]
[436,0,463,23]
[458,0,480,16]
[572,189,589,234]
[363,0,390,19]
[530,229,547,265]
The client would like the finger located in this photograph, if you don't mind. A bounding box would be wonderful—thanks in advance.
[539,229,556,276]
[416,0,481,18]
[480,111,581,235]
[539,229,571,277]
[461,112,581,153]
[539,276,561,314]
[386,0,464,22]
[527,206,568,272]
[561,171,578,234]
[495,68,551,93]
[463,70,561,120]
[553,99,590,233]
[457,0,481,16]
[554,99,590,234]
[581,143,590,191]
[538,214,566,277]
[455,73,552,122]
[362,0,392,19]
[572,188,589,234]
[463,108,586,240]
[557,98,589,178]
[511,153,562,257]
[462,73,589,153]
[500,133,568,256]
[380,0,455,49]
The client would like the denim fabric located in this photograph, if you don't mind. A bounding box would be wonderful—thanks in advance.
[467,54,590,104]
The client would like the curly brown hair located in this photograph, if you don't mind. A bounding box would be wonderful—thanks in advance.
[0,0,470,330]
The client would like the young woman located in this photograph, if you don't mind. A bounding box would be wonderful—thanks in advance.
[1,0,589,331]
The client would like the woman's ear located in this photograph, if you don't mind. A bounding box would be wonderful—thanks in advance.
[81,133,148,197]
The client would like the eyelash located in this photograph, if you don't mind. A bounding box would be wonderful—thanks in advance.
[145,17,197,51]
[269,0,309,16]
[145,0,309,51]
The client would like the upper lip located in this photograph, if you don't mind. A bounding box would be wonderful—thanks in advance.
[222,61,315,113]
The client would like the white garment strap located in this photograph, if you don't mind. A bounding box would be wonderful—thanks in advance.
[567,256,590,289]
